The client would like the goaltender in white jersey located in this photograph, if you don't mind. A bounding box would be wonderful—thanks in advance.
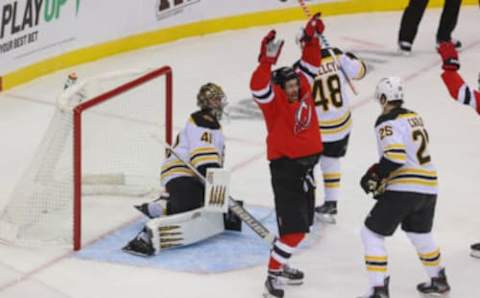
[123,83,241,257]
[296,46,366,221]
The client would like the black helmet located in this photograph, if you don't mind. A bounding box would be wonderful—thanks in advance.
[272,67,299,89]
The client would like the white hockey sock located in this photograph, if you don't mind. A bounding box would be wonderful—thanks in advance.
[361,226,388,291]
[319,156,341,202]
[406,232,442,278]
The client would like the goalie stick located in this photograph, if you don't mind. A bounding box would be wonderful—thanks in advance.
[151,134,277,245]
[297,0,359,95]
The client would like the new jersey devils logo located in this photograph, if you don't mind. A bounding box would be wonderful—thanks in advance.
[294,94,312,135]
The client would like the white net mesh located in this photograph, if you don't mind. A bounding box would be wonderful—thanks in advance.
[0,68,171,247]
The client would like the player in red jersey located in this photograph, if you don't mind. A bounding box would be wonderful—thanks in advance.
[250,13,324,298]
[438,42,480,115]
[438,42,480,259]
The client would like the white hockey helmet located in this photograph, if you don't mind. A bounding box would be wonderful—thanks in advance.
[375,76,404,103]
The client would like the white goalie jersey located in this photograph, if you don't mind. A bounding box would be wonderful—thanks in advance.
[161,110,225,186]
[311,48,366,142]
[375,108,438,195]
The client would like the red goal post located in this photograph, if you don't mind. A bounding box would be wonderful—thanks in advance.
[73,66,173,250]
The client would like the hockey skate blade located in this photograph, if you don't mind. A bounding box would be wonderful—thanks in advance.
[419,292,450,298]
[285,280,303,286]
[315,213,336,224]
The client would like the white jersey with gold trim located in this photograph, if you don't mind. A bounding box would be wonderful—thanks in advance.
[161,110,224,186]
[311,48,366,142]
[375,108,437,195]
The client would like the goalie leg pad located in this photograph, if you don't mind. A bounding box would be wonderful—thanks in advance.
[146,208,225,255]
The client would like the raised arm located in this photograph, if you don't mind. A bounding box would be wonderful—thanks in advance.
[250,30,284,105]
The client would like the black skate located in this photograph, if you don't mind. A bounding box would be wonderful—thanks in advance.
[122,229,155,257]
[264,272,284,298]
[398,41,412,56]
[417,268,450,297]
[134,203,154,219]
[279,265,304,285]
[358,277,389,298]
[315,201,337,224]
[470,243,480,259]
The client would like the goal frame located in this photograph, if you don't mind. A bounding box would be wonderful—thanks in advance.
[72,66,173,250]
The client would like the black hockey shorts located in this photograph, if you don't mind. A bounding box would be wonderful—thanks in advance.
[165,176,204,214]
[365,191,437,236]
[270,157,317,236]
[322,134,350,158]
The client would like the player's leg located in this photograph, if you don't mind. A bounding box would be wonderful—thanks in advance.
[123,177,204,256]
[315,135,349,223]
[265,159,313,297]
[360,191,414,298]
[315,156,340,222]
[134,177,204,218]
[165,176,204,214]
[436,0,462,46]
[402,194,450,295]
[398,0,429,53]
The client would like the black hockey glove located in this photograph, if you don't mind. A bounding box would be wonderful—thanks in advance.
[360,163,384,198]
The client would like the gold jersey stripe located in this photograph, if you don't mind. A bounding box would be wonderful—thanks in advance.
[191,155,220,166]
[388,179,438,187]
[320,117,352,135]
[365,256,388,262]
[319,111,351,125]
[191,146,218,155]
[161,168,195,179]
[391,168,437,177]
[384,143,406,150]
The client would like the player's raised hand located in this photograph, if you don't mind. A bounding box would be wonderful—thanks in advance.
[438,42,460,71]
[304,12,325,41]
[258,30,284,65]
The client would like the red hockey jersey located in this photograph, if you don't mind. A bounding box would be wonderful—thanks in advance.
[250,37,323,161]
[441,70,480,115]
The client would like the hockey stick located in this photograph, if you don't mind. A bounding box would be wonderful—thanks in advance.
[151,134,277,245]
[297,0,359,95]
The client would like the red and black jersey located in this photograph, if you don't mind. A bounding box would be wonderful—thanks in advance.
[441,70,480,115]
[250,36,323,161]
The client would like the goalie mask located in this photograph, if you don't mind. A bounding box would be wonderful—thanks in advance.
[197,83,227,120]
[375,76,404,105]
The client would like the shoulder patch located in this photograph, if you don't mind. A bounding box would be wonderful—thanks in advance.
[190,110,221,129]
[375,107,415,127]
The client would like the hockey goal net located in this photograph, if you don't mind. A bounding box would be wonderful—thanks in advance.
[0,66,172,250]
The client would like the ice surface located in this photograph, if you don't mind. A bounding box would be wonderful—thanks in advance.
[0,7,479,298]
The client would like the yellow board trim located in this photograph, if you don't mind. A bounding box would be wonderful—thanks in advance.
[1,0,477,91]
